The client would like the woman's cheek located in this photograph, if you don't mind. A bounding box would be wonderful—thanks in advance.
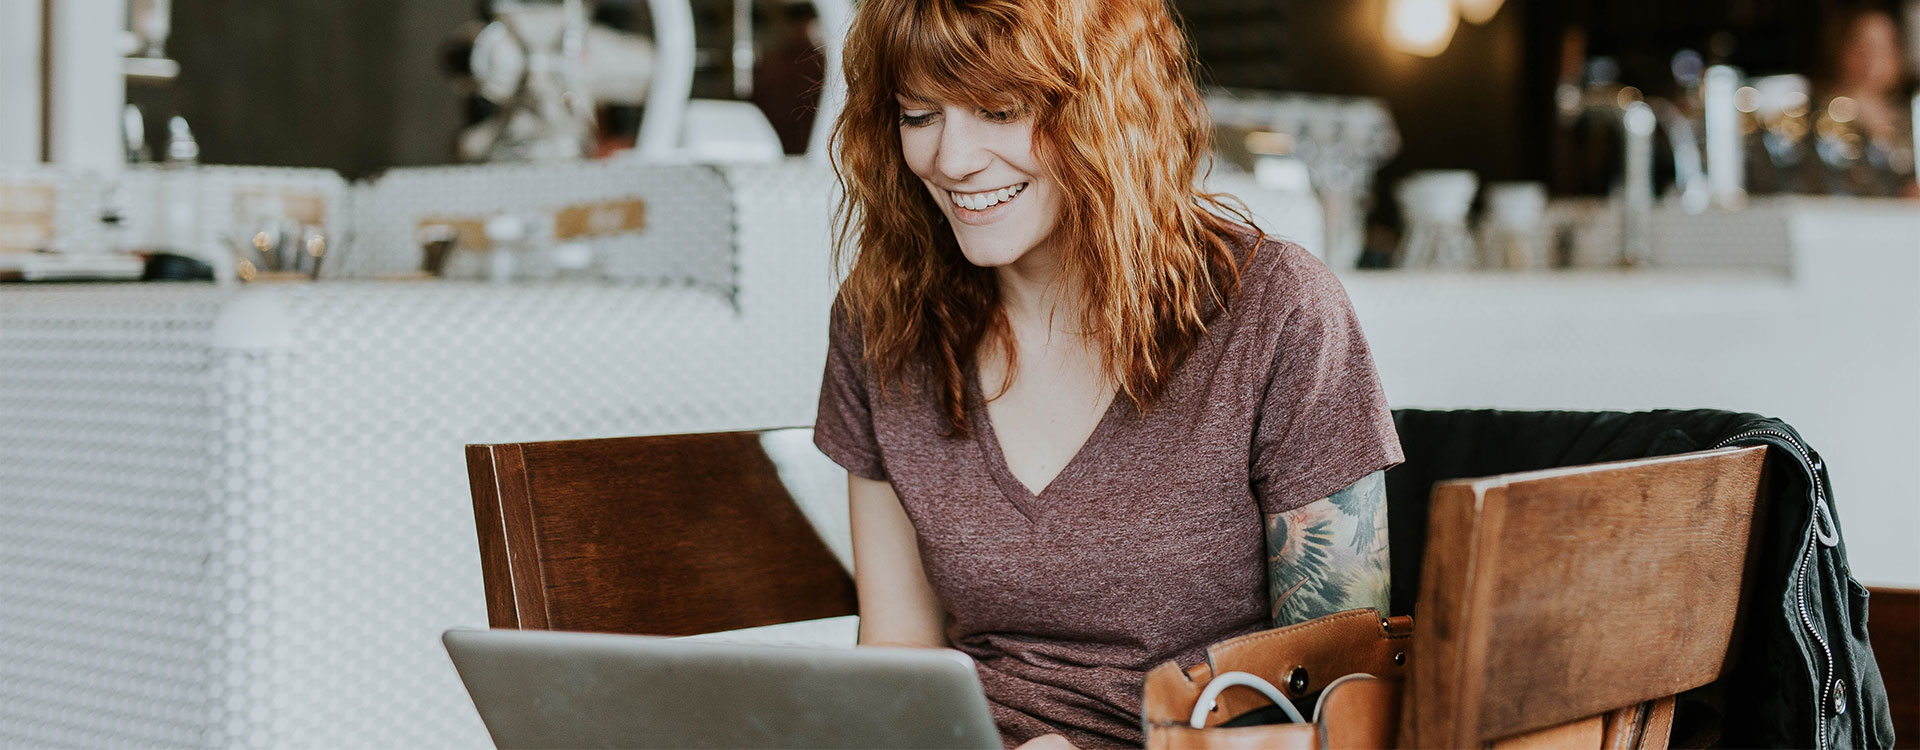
[898,129,935,176]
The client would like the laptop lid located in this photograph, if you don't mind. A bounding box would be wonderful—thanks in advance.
[443,628,1001,750]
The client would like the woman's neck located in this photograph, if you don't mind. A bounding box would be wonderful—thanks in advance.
[992,243,1083,341]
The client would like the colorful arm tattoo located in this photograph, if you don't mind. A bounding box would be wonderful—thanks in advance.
[1263,470,1391,626]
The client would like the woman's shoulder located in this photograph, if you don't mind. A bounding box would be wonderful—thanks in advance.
[1227,228,1353,318]
[825,290,874,373]
[828,288,876,346]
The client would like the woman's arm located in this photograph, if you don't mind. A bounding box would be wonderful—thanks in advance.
[848,473,950,648]
[1263,470,1391,625]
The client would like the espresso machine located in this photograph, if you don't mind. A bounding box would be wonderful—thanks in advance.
[448,0,851,164]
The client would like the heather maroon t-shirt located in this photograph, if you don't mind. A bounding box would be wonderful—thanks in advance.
[813,235,1402,748]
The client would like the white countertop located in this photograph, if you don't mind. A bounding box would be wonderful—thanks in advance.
[1348,197,1920,587]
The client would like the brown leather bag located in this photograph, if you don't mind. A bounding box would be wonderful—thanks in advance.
[1141,608,1412,750]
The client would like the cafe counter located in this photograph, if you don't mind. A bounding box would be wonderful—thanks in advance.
[1,191,1911,748]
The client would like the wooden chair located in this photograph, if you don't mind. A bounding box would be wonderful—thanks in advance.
[1402,445,1770,749]
[464,429,857,636]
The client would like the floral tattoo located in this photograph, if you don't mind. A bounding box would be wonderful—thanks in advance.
[1263,470,1391,626]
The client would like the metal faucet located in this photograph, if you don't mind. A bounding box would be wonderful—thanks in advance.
[1620,100,1657,266]
[1649,99,1710,213]
[1560,83,1718,266]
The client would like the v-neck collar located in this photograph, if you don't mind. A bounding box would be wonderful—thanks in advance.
[966,367,1129,521]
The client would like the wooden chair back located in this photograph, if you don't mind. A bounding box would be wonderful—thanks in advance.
[1403,445,1769,749]
[464,429,857,636]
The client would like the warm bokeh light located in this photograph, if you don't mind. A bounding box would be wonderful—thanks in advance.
[1386,0,1459,57]
[1614,86,1644,109]
[1456,0,1505,25]
[1828,96,1859,123]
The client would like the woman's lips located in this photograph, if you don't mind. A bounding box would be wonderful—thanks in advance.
[947,182,1028,226]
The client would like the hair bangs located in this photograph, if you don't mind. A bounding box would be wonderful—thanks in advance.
[881,1,1059,110]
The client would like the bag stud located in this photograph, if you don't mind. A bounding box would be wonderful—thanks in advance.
[1287,666,1309,694]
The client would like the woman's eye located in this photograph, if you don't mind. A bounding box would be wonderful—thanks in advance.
[898,111,936,127]
[981,108,1019,123]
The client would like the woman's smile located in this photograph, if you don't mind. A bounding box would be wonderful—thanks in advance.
[896,98,1059,268]
[947,182,1029,225]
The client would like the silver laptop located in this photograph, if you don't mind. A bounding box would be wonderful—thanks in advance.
[443,628,1001,749]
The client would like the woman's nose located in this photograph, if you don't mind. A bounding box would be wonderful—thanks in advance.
[932,112,992,182]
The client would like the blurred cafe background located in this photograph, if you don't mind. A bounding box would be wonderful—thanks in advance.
[1,0,1916,747]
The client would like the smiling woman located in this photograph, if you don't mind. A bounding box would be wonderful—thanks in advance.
[815,1,1403,748]
[830,0,1249,434]
[893,97,1059,268]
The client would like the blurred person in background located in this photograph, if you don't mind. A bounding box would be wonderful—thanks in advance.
[1816,5,1919,196]
[752,1,827,155]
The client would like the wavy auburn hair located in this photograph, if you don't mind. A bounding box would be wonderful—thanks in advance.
[831,0,1254,437]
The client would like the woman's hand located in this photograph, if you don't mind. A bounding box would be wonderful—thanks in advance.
[1013,733,1078,750]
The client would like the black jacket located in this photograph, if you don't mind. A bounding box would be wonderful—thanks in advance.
[1384,409,1894,749]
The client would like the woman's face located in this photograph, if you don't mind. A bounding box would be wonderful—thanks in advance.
[896,96,1062,269]
[1839,12,1904,95]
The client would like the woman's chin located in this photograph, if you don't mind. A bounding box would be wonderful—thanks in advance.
[954,230,1062,269]
[954,242,1029,269]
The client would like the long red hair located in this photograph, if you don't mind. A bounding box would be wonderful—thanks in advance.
[831,0,1254,436]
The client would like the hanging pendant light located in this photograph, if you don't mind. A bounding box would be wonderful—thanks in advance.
[1457,0,1505,25]
[1385,0,1458,57]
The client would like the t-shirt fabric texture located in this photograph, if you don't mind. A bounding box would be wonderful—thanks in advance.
[812,234,1402,748]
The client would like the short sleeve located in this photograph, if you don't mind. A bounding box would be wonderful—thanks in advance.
[1248,251,1403,514]
[813,295,889,480]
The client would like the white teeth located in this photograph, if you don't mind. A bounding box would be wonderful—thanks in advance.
[950,182,1026,211]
